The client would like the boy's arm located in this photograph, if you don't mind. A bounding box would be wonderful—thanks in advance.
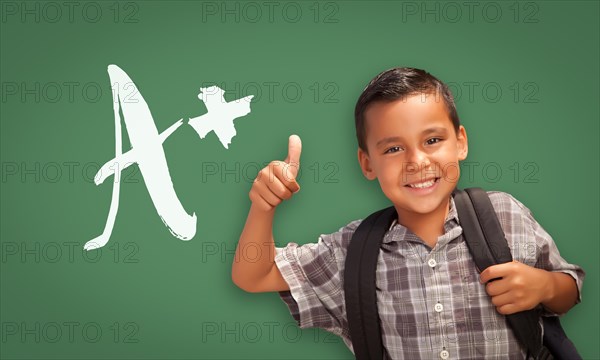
[231,135,301,293]
[541,270,579,314]
[480,261,579,315]
[480,192,585,316]
[232,205,290,292]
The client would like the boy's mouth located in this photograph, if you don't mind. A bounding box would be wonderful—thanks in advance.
[404,177,440,189]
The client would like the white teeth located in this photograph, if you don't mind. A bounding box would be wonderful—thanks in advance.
[408,178,436,188]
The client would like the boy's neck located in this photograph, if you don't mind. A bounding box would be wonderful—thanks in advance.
[395,196,451,249]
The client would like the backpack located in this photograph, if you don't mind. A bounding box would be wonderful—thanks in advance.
[344,187,580,360]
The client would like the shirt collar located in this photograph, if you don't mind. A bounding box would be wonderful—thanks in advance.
[383,196,459,244]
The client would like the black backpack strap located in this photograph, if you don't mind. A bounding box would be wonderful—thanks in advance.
[452,188,512,269]
[344,206,397,360]
[453,188,552,360]
[542,316,582,360]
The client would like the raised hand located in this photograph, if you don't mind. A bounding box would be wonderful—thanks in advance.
[249,135,302,212]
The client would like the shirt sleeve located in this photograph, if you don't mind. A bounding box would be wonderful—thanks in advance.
[503,193,586,317]
[273,220,361,336]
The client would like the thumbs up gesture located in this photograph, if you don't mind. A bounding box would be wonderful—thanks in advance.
[249,135,302,212]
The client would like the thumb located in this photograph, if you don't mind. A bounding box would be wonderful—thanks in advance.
[284,134,302,178]
[284,134,302,165]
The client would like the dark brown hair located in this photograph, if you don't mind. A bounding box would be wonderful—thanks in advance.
[355,67,460,152]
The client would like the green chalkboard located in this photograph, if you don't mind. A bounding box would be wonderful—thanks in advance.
[1,1,598,359]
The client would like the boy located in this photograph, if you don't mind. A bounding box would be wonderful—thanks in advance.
[232,67,585,359]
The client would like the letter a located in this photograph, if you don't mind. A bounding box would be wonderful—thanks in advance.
[84,65,196,250]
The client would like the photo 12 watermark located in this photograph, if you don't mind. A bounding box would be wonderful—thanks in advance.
[1,241,140,264]
[1,161,141,185]
[398,1,540,24]
[447,81,540,104]
[1,1,140,24]
[1,321,140,344]
[198,81,340,104]
[199,160,339,184]
[199,1,340,24]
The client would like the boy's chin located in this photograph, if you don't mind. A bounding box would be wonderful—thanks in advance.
[392,192,453,216]
[403,201,448,216]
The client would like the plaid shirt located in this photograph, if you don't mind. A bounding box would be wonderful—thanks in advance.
[274,191,585,359]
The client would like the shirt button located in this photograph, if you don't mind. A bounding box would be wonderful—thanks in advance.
[434,303,444,312]
[440,350,450,359]
[428,258,437,267]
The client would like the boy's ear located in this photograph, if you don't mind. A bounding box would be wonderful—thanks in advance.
[358,148,377,180]
[457,125,468,160]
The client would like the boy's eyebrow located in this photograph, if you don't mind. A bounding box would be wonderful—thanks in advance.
[375,127,448,148]
[422,126,448,136]
[376,136,403,148]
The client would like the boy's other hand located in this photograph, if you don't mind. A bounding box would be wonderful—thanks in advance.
[479,260,552,315]
[249,135,302,212]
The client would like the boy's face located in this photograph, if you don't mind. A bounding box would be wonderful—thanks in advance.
[358,93,468,218]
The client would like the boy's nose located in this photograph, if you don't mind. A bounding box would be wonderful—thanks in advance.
[403,148,431,170]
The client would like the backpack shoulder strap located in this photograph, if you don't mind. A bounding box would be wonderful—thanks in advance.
[453,188,552,360]
[452,188,512,270]
[344,205,396,360]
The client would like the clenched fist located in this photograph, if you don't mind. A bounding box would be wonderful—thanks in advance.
[249,135,302,212]
[480,260,553,315]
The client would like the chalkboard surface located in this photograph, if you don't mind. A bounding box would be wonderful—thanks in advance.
[1,1,598,359]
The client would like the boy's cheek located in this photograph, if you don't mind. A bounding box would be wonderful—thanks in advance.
[441,162,460,183]
[379,176,403,195]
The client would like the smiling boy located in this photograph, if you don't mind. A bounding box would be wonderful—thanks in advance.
[232,67,584,359]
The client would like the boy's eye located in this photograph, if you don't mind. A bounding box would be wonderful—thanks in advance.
[426,137,442,145]
[384,146,402,154]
